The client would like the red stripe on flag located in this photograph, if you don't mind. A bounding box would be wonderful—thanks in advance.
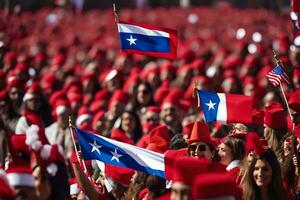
[225,94,253,124]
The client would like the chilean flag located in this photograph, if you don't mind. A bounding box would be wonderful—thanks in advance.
[117,21,177,59]
[197,90,253,124]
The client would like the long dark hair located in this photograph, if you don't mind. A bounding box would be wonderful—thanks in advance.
[119,110,143,143]
[276,132,297,194]
[242,149,285,200]
[130,81,155,110]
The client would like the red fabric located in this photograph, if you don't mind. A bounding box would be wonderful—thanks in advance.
[225,94,253,124]
[110,129,134,145]
[136,134,151,148]
[24,110,49,144]
[188,121,214,146]
[172,157,211,185]
[226,166,241,184]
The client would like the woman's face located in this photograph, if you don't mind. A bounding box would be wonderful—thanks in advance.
[171,182,191,200]
[253,159,273,188]
[188,142,213,161]
[121,112,136,134]
[218,143,233,165]
[263,126,271,141]
[137,84,151,105]
[247,151,254,165]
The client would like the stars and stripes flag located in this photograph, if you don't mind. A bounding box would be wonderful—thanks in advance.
[266,65,290,86]
[117,21,177,59]
[74,128,166,178]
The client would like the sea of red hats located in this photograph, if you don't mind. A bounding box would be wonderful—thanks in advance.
[0,2,300,199]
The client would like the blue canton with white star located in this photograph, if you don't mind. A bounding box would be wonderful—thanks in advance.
[198,90,220,123]
[119,33,170,53]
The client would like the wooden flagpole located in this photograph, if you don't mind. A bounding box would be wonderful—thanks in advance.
[113,3,119,23]
[272,50,294,131]
[68,116,89,174]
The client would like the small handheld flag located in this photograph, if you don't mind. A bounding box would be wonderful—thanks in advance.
[197,90,253,124]
[117,21,177,59]
[266,65,290,86]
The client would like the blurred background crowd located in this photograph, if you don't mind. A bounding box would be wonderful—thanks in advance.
[1,0,300,200]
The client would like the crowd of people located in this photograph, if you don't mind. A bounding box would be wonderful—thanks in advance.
[0,2,300,200]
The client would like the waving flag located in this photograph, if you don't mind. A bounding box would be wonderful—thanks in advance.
[74,128,166,178]
[197,90,253,124]
[117,21,177,59]
[266,65,290,86]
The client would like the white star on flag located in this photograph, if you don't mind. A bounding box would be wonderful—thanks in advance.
[126,35,137,45]
[206,100,216,111]
[89,140,102,154]
[111,148,123,162]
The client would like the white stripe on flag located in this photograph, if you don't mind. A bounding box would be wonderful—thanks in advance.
[100,135,165,172]
[216,93,227,123]
[118,23,169,37]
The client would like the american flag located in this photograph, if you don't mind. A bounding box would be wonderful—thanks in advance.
[266,65,290,86]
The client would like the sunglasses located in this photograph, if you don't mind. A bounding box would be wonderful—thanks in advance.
[189,143,207,152]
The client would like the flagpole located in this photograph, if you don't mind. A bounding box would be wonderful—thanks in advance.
[113,3,119,23]
[273,50,294,131]
[68,116,89,174]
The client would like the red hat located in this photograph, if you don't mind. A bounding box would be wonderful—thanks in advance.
[149,125,171,146]
[111,129,134,144]
[160,62,176,74]
[109,90,128,108]
[179,49,195,62]
[222,55,241,69]
[4,52,17,64]
[0,168,15,199]
[147,135,168,153]
[294,68,300,79]
[162,88,184,108]
[52,54,66,66]
[264,104,287,129]
[68,92,83,106]
[6,76,23,89]
[193,173,240,199]
[164,149,187,180]
[154,81,170,103]
[76,107,92,127]
[98,69,120,83]
[104,164,134,187]
[94,89,110,101]
[251,109,264,126]
[6,166,34,188]
[188,121,214,146]
[34,52,47,63]
[146,106,161,114]
[182,122,194,138]
[140,66,160,80]
[90,100,106,114]
[123,74,140,93]
[8,134,30,166]
[92,110,106,128]
[173,157,210,185]
[245,132,265,156]
[49,90,67,107]
[14,62,28,74]
[288,90,300,113]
